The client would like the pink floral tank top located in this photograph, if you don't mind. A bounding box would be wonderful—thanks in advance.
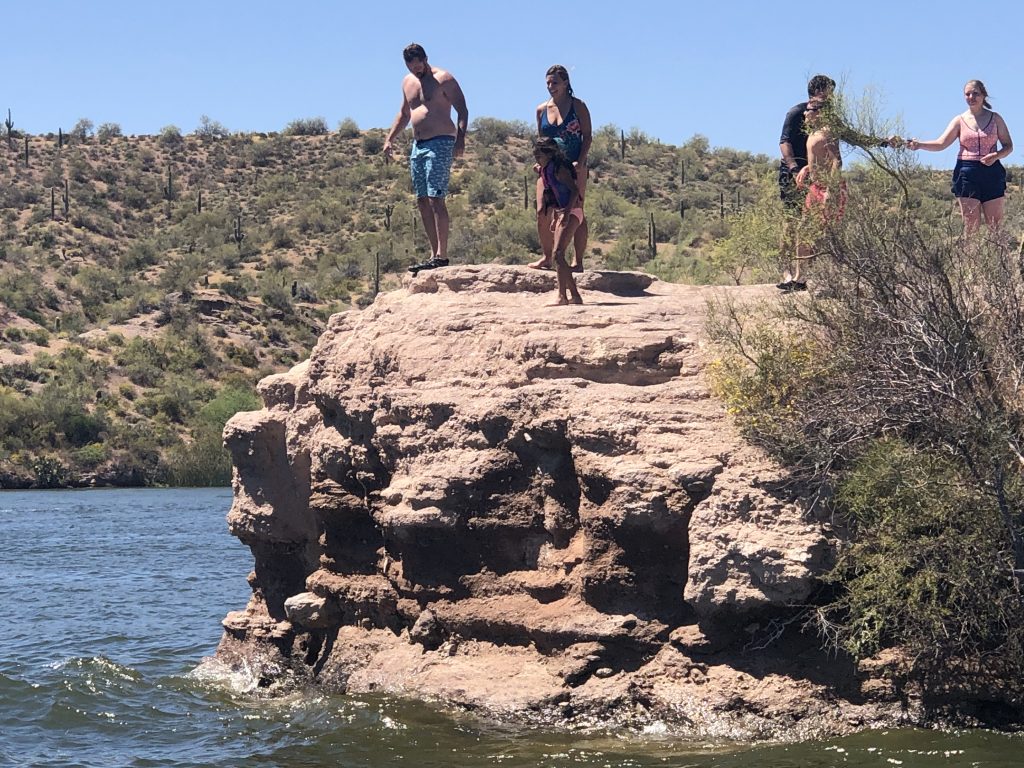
[958,113,999,161]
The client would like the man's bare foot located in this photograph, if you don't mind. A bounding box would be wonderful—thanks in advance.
[570,295,583,305]
[551,296,569,306]
[528,257,553,270]
[571,263,584,273]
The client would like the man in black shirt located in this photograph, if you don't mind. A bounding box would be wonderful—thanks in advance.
[779,74,836,208]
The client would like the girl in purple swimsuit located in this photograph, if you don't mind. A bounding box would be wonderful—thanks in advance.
[533,138,583,305]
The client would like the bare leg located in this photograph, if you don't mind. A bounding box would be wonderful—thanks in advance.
[416,197,439,258]
[571,167,588,270]
[428,197,450,259]
[958,197,982,237]
[552,213,582,304]
[530,176,554,268]
[981,197,1005,231]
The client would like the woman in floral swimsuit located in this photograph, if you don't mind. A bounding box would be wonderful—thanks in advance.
[529,65,592,272]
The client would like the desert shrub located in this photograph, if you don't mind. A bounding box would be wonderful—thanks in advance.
[284,117,328,136]
[336,117,360,138]
[96,123,122,142]
[819,439,1024,671]
[73,442,109,469]
[194,115,230,139]
[470,117,530,146]
[69,118,94,141]
[27,454,67,488]
[165,430,231,486]
[708,173,783,284]
[158,125,184,149]
[361,131,384,155]
[467,172,501,206]
[116,337,167,387]
[261,284,293,315]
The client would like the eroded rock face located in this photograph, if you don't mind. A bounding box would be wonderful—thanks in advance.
[216,266,863,738]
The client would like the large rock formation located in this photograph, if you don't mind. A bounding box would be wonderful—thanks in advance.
[215,266,895,738]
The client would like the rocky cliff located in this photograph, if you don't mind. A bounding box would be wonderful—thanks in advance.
[215,266,898,739]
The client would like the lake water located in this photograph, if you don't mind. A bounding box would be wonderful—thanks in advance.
[0,488,1020,767]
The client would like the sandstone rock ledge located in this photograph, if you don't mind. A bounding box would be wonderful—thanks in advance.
[214,265,903,739]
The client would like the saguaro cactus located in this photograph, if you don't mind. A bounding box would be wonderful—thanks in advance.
[232,215,245,251]
[24,135,29,166]
[648,213,657,259]
[163,164,175,201]
[5,109,13,148]
[196,190,202,214]
[620,129,626,160]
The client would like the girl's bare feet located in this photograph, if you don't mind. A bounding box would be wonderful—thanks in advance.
[528,257,553,270]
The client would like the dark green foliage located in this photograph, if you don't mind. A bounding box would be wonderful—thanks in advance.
[165,383,260,486]
[823,439,1023,669]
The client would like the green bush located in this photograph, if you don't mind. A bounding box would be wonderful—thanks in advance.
[195,115,230,139]
[96,123,122,142]
[822,439,1024,671]
[337,117,360,138]
[158,125,184,149]
[361,131,384,155]
[470,117,530,146]
[284,117,328,136]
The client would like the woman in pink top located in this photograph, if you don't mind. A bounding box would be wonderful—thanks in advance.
[907,80,1013,233]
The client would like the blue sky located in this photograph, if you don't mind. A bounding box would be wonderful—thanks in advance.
[4,1,1021,165]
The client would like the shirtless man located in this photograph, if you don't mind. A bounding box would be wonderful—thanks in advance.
[383,43,468,273]
[781,97,846,291]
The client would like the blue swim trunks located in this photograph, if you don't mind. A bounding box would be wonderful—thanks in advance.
[410,135,455,198]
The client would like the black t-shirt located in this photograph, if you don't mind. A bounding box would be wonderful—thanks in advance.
[779,101,808,170]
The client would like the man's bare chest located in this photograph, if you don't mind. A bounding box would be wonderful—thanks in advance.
[406,80,448,109]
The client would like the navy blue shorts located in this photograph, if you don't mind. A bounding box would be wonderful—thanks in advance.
[951,160,1006,203]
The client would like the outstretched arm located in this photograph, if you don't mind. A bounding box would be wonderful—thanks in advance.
[907,117,960,152]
